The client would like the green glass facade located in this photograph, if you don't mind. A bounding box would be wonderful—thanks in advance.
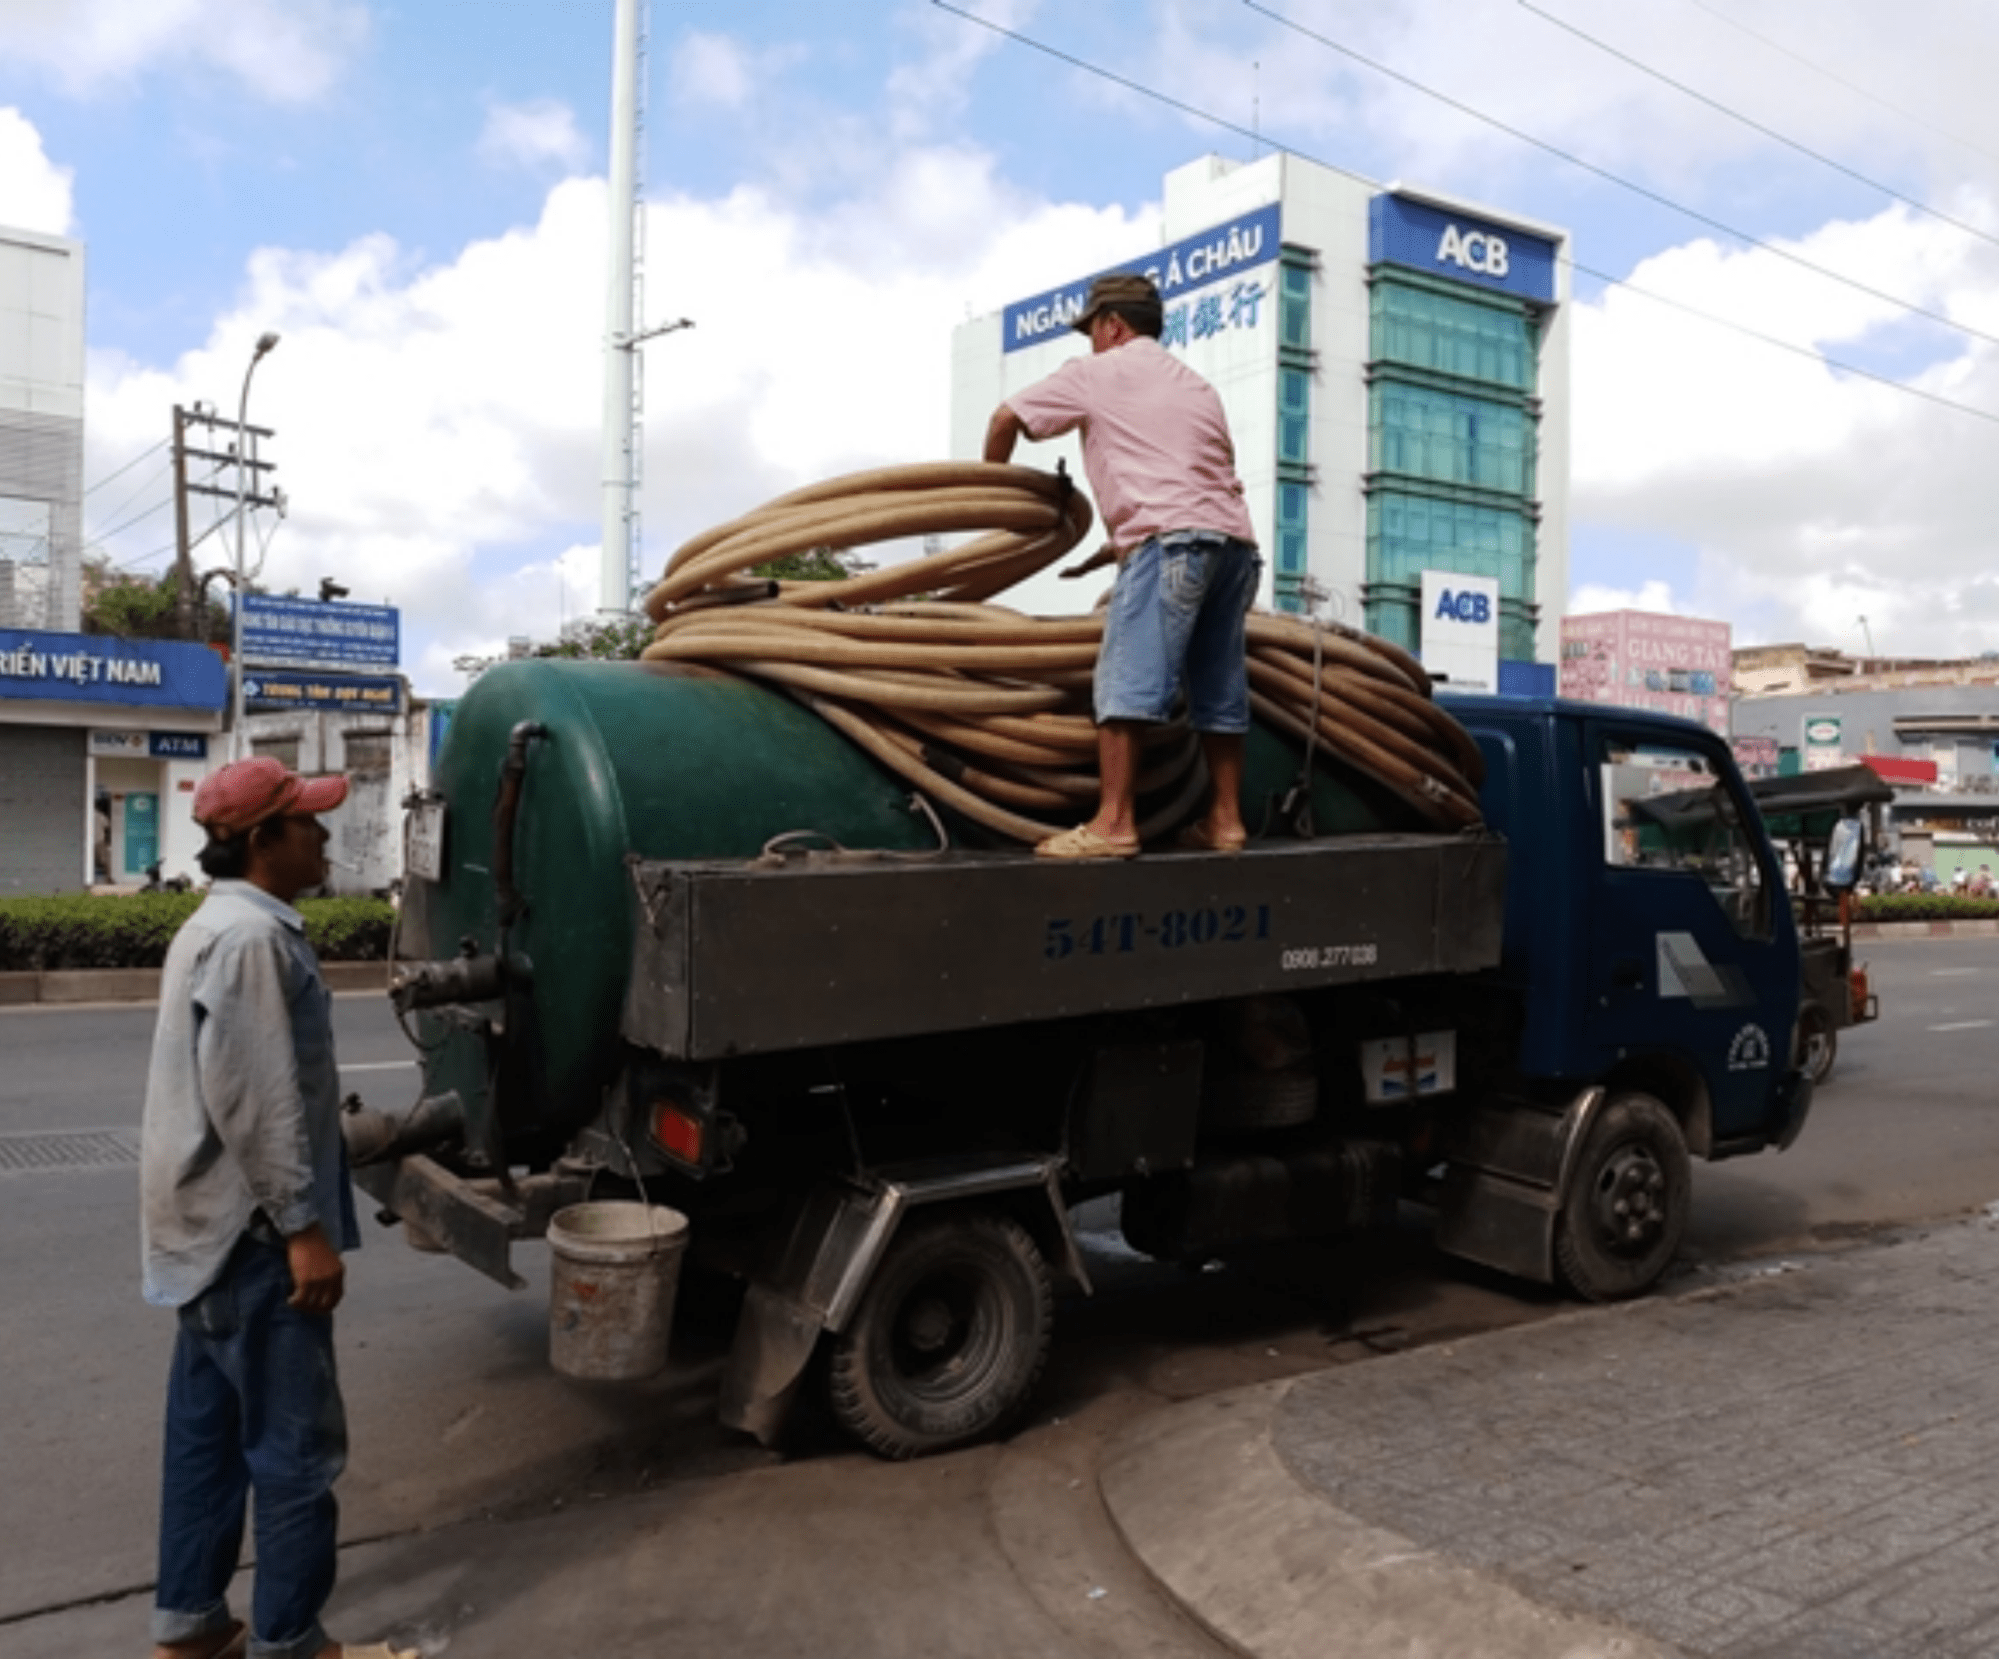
[1272,248,1316,614]
[1364,268,1542,659]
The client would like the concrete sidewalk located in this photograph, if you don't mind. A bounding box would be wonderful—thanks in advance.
[1107,1213,1999,1657]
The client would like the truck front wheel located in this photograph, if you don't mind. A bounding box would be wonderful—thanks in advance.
[829,1209,1052,1460]
[1554,1092,1690,1302]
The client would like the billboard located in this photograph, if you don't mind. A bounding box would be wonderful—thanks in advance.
[240,594,400,671]
[1558,611,1732,736]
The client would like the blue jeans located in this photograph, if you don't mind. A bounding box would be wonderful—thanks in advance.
[1095,532,1261,731]
[153,1233,347,1659]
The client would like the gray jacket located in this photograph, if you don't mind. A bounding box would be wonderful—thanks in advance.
[140,880,359,1307]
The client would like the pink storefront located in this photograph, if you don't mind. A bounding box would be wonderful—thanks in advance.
[1557,611,1732,737]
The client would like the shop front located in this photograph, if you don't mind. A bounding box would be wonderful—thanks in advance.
[0,629,226,894]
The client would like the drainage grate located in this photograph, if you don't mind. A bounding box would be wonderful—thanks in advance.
[0,1128,142,1173]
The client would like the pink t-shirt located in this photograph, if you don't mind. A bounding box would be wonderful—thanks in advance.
[1006,337,1257,556]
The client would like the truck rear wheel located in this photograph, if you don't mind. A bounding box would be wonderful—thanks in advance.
[1554,1092,1690,1302]
[828,1209,1052,1460]
[1797,1002,1838,1085]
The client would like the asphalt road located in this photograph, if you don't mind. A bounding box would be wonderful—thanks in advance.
[0,934,1991,1653]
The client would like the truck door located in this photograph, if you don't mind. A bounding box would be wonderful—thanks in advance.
[1584,724,1792,1140]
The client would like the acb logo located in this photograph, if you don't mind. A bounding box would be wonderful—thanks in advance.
[1436,224,1510,278]
[1434,588,1492,625]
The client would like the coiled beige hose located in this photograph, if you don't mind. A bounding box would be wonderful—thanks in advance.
[639,462,1485,842]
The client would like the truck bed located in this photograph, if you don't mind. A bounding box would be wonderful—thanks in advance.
[620,833,1508,1060]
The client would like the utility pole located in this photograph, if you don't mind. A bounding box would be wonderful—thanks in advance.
[171,405,194,640]
[168,404,281,641]
[598,0,645,615]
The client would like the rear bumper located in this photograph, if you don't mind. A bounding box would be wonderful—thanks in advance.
[352,1154,589,1291]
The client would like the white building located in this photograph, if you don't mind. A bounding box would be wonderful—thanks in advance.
[950,153,1571,686]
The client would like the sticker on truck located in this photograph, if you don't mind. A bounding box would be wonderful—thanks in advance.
[1358,1031,1458,1102]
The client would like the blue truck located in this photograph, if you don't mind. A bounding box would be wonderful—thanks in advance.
[358,664,1812,1459]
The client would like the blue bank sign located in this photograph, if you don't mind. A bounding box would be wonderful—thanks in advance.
[0,630,226,711]
[1368,194,1558,303]
[1002,203,1283,354]
[240,594,400,672]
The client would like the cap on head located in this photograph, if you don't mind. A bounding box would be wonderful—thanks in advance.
[193,755,348,838]
[1072,272,1164,337]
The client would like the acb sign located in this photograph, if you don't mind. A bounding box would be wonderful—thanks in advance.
[1420,570,1501,694]
[1436,224,1509,278]
[1432,586,1492,625]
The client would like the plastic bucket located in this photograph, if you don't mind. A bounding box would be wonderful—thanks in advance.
[546,1201,689,1382]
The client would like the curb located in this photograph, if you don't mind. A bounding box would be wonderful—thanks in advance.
[1097,1381,1662,1659]
[0,960,389,1007]
[1849,918,1999,940]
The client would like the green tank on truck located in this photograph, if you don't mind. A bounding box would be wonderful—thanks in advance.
[395,657,1416,1171]
[354,661,1810,1462]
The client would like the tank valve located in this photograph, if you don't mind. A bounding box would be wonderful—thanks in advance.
[390,952,505,1013]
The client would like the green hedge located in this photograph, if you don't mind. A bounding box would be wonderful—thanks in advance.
[0,893,398,971]
[1852,893,1999,923]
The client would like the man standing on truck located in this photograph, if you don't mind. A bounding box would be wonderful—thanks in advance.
[983,271,1262,859]
[140,756,394,1660]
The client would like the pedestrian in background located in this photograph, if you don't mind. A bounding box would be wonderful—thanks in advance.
[141,757,401,1659]
[984,271,1263,859]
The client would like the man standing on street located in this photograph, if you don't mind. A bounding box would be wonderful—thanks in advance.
[984,270,1263,858]
[141,755,387,1659]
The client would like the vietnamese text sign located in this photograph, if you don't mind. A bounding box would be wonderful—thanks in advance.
[1002,204,1282,354]
[244,671,404,714]
[240,594,400,671]
[0,629,226,711]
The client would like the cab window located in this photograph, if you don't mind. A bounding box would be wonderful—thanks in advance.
[1601,742,1767,938]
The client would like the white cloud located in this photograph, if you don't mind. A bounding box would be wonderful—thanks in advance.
[478,99,589,173]
[668,32,790,112]
[82,158,1152,694]
[1570,579,1682,617]
[1572,199,1999,657]
[0,108,73,233]
[0,0,365,102]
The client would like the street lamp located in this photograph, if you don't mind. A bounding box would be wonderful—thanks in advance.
[229,331,280,759]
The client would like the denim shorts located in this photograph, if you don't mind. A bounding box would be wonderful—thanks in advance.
[1095,532,1262,732]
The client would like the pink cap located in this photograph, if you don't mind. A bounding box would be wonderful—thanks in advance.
[193,756,348,835]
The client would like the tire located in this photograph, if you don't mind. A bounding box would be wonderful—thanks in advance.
[828,1209,1052,1460]
[1797,1002,1838,1085]
[1554,1092,1690,1303]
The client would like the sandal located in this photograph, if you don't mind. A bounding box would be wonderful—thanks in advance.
[1174,821,1248,853]
[1035,824,1142,860]
[154,1622,246,1660]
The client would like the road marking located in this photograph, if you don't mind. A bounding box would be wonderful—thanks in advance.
[339,1060,417,1072]
[1930,968,1983,977]
[1928,1020,1993,1032]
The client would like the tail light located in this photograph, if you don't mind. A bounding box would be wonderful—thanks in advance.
[649,1099,705,1168]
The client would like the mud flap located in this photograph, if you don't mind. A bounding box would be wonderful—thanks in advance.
[1433,1087,1605,1286]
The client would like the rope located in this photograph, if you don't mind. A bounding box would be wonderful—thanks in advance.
[638,462,1486,843]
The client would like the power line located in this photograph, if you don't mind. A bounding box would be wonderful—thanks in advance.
[1241,0,1999,356]
[1682,0,1999,173]
[83,459,174,546]
[82,436,170,498]
[930,0,1377,192]
[1517,0,1999,253]
[932,1,1999,430]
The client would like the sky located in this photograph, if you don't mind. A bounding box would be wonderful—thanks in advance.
[4,0,1999,692]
